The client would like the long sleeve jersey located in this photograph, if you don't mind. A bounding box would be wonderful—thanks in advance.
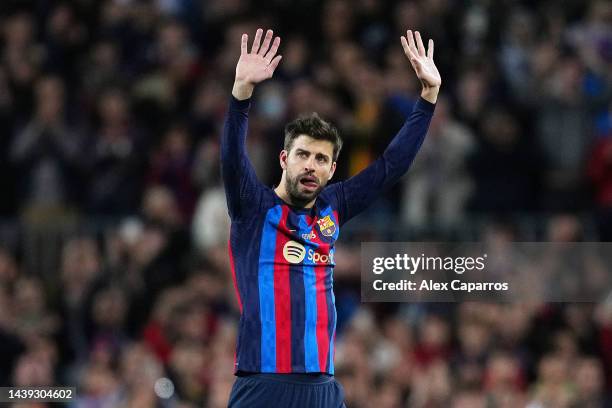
[221,95,435,374]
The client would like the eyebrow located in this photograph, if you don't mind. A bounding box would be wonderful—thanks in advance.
[295,148,331,161]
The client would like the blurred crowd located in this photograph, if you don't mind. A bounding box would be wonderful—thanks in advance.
[0,0,611,406]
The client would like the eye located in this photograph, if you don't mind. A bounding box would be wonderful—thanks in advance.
[298,151,308,158]
[317,155,329,164]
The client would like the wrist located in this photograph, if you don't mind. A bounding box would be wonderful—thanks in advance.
[232,80,255,100]
[420,85,440,104]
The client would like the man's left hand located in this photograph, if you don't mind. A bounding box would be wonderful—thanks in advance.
[401,30,442,103]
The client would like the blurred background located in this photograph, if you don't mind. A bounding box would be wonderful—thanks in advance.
[0,0,611,407]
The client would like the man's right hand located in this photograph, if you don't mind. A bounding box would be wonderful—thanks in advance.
[232,28,282,100]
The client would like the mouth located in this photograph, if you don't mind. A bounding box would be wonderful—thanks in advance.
[299,175,319,191]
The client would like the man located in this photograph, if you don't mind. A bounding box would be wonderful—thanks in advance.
[222,27,441,407]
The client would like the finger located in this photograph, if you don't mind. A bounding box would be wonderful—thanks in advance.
[259,29,273,56]
[415,31,426,56]
[265,36,281,62]
[267,55,282,75]
[427,39,434,59]
[408,48,419,63]
[251,28,263,53]
[402,36,419,61]
[407,30,418,56]
[241,34,248,55]
[400,36,409,55]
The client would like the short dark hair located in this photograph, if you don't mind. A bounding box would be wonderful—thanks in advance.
[284,113,342,161]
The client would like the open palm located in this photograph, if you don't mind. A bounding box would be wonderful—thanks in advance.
[235,29,282,85]
[401,30,441,89]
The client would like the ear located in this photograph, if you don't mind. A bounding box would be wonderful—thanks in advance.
[328,161,337,180]
[279,150,288,170]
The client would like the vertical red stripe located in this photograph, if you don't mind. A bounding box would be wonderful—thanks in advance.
[311,215,331,372]
[228,239,242,313]
[273,206,292,372]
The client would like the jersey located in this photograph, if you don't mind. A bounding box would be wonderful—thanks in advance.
[221,95,435,375]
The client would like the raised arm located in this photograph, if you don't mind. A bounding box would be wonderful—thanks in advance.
[331,30,441,223]
[221,29,282,219]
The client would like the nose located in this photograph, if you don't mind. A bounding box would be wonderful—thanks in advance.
[304,156,316,172]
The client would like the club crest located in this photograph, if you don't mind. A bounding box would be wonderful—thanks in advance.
[316,215,336,237]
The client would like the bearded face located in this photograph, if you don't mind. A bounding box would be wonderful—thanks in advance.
[280,135,336,207]
[285,166,325,204]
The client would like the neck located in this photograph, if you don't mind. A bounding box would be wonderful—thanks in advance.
[274,176,315,209]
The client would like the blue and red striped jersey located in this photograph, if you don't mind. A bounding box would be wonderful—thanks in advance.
[221,96,435,374]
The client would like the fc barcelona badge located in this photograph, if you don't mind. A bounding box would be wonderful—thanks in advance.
[317,215,336,237]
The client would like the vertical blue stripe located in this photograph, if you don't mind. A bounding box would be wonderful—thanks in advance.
[299,214,320,372]
[258,205,282,372]
[327,251,337,374]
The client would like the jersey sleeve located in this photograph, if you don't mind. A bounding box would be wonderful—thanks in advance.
[220,96,265,220]
[326,97,436,225]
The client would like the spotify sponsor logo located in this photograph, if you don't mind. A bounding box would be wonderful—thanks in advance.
[283,241,306,263]
[282,240,334,265]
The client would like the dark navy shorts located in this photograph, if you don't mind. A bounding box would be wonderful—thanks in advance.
[228,373,346,408]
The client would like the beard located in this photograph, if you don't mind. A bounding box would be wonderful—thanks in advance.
[285,170,327,207]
